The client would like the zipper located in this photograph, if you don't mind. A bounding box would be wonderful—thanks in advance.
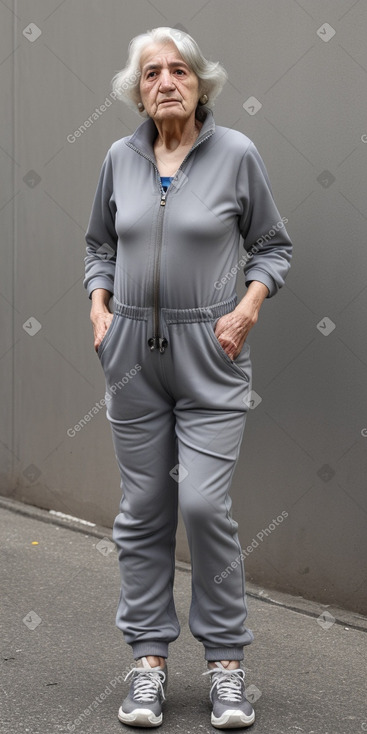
[127,129,214,354]
[148,183,168,354]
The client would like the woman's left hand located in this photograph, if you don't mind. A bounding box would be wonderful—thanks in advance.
[214,308,255,360]
[214,282,269,359]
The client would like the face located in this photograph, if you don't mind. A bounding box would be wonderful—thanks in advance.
[139,40,200,123]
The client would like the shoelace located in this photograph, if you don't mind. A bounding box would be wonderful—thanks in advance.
[202,666,245,702]
[124,666,166,702]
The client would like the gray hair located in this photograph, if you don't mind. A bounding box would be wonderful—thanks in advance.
[111,27,228,117]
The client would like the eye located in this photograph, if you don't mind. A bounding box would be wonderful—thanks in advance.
[174,69,185,75]
[146,71,157,79]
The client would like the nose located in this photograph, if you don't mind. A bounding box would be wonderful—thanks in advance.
[158,68,175,92]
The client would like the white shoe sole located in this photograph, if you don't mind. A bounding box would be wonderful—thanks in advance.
[118,706,163,727]
[211,708,255,728]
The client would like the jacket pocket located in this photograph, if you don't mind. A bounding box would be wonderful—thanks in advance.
[205,320,251,381]
[96,312,119,360]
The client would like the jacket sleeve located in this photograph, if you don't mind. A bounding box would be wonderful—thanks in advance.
[83,148,117,299]
[237,142,293,298]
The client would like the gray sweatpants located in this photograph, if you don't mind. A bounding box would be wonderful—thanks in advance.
[98,296,254,662]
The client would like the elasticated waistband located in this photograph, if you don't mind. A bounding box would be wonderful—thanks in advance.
[113,296,237,323]
[113,300,149,320]
[163,296,237,323]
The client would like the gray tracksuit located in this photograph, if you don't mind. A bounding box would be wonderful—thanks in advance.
[84,109,292,662]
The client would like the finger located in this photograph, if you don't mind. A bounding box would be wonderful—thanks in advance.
[218,341,235,359]
[214,317,228,336]
[93,329,105,353]
[218,336,237,350]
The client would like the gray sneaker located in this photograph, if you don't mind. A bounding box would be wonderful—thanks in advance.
[118,656,167,728]
[202,662,255,729]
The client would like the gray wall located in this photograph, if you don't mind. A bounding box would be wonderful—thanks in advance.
[1,0,366,614]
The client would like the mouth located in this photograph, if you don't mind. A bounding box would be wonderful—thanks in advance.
[159,99,180,104]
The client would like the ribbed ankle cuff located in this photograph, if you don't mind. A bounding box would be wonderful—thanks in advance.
[132,641,169,660]
[204,646,244,662]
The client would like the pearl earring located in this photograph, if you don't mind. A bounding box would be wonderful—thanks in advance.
[199,93,208,105]
[137,102,144,111]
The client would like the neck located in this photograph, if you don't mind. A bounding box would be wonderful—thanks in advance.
[154,114,202,152]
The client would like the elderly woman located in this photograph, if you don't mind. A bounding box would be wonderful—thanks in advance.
[84,27,292,729]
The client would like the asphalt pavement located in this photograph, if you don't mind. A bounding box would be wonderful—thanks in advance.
[1,496,366,734]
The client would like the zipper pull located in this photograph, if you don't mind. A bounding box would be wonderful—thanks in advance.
[148,336,158,350]
[160,193,166,206]
[159,337,168,354]
[147,336,168,353]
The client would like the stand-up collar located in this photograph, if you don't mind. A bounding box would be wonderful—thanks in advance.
[125,109,216,162]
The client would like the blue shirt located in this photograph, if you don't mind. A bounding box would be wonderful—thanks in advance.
[160,176,173,192]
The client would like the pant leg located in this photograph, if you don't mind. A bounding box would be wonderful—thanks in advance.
[98,311,180,660]
[166,318,254,661]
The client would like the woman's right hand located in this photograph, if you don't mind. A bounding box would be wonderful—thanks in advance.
[90,309,114,352]
[90,288,114,352]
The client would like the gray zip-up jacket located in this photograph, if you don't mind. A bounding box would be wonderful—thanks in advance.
[84,110,292,316]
